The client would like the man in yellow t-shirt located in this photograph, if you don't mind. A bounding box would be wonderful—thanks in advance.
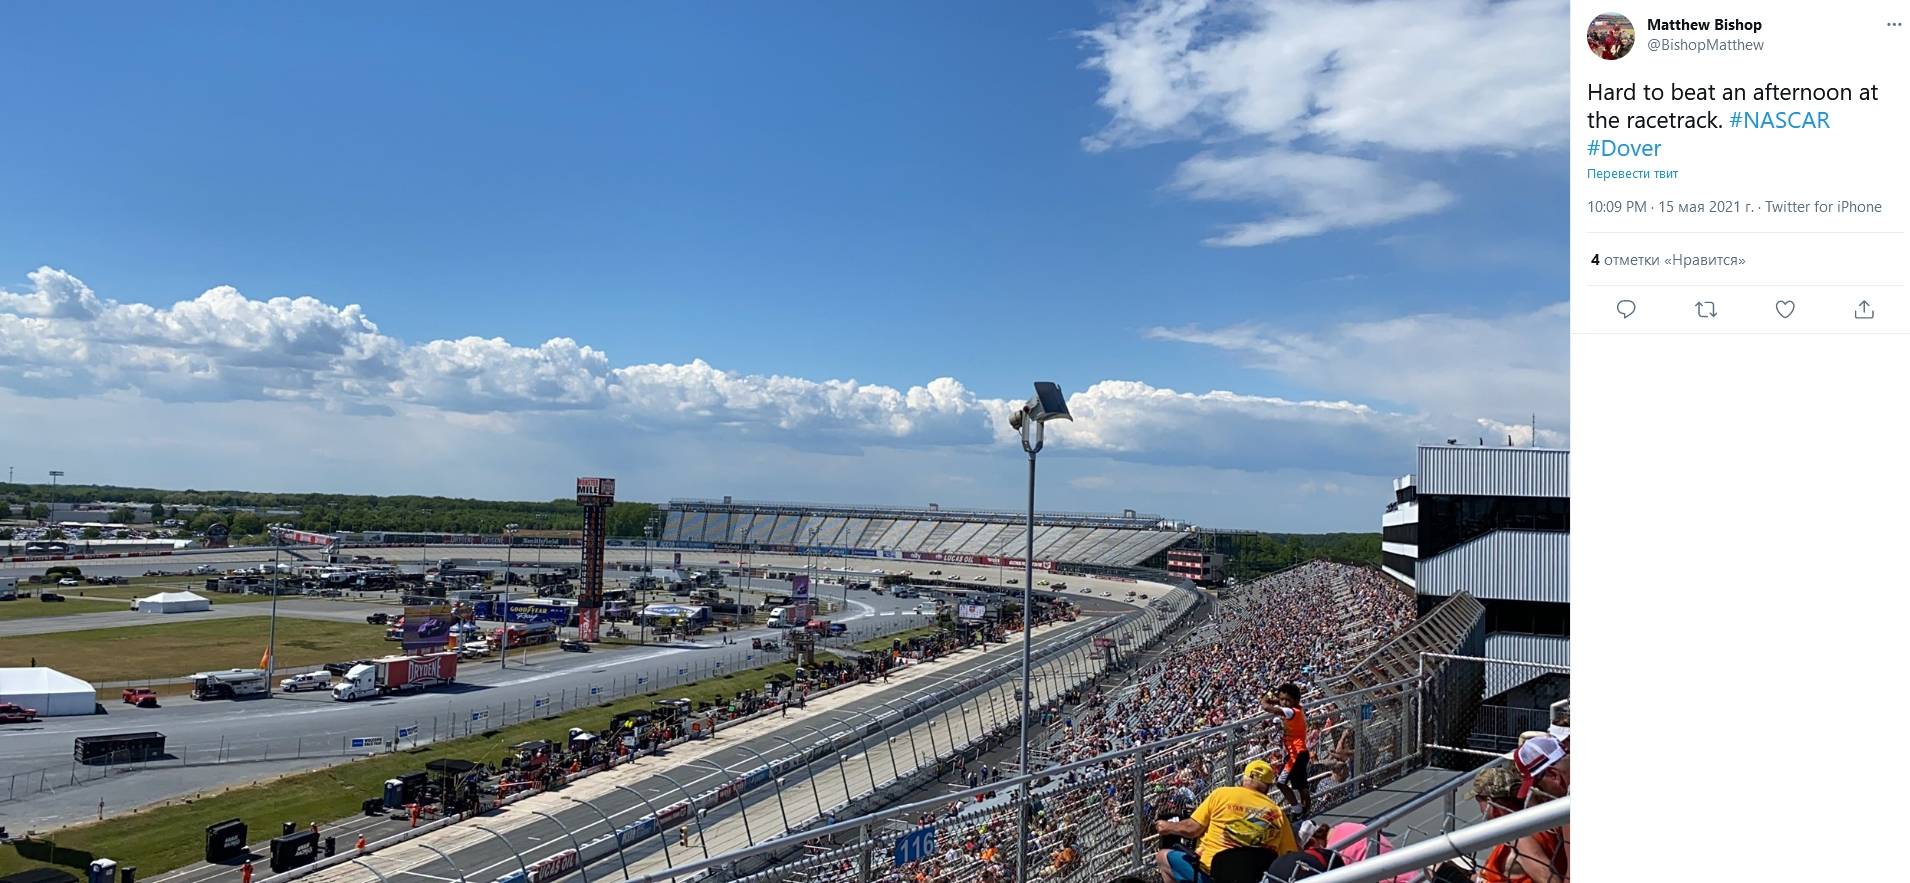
[1152,760,1297,882]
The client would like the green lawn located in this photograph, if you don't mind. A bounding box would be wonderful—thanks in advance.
[0,598,125,622]
[852,625,942,653]
[0,618,400,681]
[0,654,840,879]
[0,586,274,622]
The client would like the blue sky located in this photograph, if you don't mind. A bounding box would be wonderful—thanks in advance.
[0,1,1568,529]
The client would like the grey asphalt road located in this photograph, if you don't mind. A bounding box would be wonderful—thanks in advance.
[0,546,1163,829]
[149,614,1135,883]
[0,593,942,830]
[0,597,399,637]
[1,546,1163,605]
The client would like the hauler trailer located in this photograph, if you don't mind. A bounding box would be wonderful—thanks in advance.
[75,731,166,764]
[332,652,459,701]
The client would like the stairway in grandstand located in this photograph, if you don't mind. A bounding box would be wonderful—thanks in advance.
[1330,591,1484,693]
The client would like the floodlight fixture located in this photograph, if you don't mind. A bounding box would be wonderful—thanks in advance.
[1006,380,1068,882]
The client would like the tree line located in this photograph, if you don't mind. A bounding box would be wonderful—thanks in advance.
[1207,531,1383,580]
[0,482,661,541]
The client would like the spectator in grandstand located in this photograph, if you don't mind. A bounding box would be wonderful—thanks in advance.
[1324,822,1413,883]
[1260,683,1314,819]
[1465,766,1568,883]
[1514,735,1569,804]
[1152,759,1297,883]
[1547,709,1570,747]
[1263,819,1346,880]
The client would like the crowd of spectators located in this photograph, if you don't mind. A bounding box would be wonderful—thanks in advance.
[840,562,1417,883]
[1045,563,1412,788]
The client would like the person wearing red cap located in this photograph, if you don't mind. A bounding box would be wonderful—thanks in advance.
[1467,762,1568,883]
[1513,735,1569,804]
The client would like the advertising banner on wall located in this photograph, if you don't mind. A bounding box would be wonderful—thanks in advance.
[957,603,988,622]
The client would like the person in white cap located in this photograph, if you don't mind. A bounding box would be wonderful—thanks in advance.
[1466,764,1568,883]
[1513,734,1569,804]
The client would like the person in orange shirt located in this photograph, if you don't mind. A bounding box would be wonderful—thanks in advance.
[1260,683,1313,819]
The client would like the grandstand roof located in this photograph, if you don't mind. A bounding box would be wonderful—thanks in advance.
[665,498,1168,526]
[660,498,1186,567]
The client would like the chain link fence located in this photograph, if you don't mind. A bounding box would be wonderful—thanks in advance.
[1,614,941,804]
[249,583,1205,883]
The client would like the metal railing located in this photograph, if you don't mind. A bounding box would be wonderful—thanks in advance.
[595,672,1420,883]
[250,582,1205,883]
[2,616,943,805]
[619,664,1562,883]
[225,566,1572,883]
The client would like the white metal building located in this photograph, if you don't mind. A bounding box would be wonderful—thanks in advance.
[1383,444,1569,703]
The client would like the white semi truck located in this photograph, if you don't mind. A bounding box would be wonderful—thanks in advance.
[331,652,459,701]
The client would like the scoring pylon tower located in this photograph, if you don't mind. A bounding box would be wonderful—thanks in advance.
[575,476,615,642]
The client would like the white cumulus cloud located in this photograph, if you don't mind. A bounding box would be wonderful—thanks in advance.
[1145,302,1568,444]
[1081,0,1566,244]
[0,267,1467,477]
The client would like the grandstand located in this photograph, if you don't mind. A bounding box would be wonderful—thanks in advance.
[658,499,1188,568]
[712,561,1561,883]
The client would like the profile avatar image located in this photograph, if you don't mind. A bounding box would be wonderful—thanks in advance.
[1587,13,1635,60]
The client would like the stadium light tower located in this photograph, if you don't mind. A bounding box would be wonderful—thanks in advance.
[1007,381,1070,883]
[501,523,520,669]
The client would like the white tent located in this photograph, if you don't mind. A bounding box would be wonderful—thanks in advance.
[135,591,211,614]
[0,667,98,716]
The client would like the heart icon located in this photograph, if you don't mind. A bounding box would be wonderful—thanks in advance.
[1775,300,1796,318]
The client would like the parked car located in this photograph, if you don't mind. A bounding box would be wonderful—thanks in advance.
[57,578,80,587]
[0,702,41,723]
[40,592,66,602]
[365,612,390,625]
[279,672,332,693]
[323,659,373,676]
[121,688,160,708]
[559,639,589,653]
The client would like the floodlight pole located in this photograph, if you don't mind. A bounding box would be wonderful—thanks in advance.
[502,524,519,669]
[1015,416,1044,883]
[266,533,282,688]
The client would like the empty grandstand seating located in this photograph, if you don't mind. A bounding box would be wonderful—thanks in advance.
[658,500,1187,567]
